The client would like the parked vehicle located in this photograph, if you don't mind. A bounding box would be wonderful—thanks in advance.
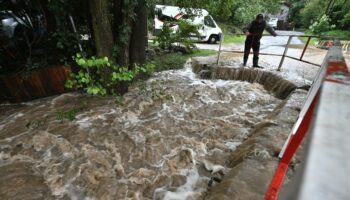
[268,17,278,29]
[0,11,19,38]
[154,5,223,44]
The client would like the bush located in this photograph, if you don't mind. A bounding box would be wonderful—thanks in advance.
[65,54,154,96]
[309,15,335,34]
[156,25,176,50]
[341,12,350,28]
[301,0,327,27]
[155,19,200,53]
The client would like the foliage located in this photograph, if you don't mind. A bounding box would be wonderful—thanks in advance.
[341,11,350,29]
[320,30,350,39]
[339,5,350,29]
[229,0,280,27]
[292,0,350,31]
[309,15,335,34]
[156,0,280,27]
[175,20,201,52]
[287,0,305,28]
[155,19,200,53]
[65,54,155,96]
[300,0,328,28]
[205,0,235,21]
[156,25,176,50]
[51,30,81,62]
[0,0,92,74]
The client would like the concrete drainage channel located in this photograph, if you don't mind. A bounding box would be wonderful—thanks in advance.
[192,60,298,99]
[191,57,309,200]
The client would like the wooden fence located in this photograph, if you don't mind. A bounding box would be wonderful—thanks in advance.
[0,66,70,103]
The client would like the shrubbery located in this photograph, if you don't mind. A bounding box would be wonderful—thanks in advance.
[309,15,335,34]
[155,19,200,53]
[65,54,154,96]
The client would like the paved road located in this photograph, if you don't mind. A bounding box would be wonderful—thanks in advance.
[195,31,305,52]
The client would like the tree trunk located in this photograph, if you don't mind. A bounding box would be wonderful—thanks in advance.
[89,0,115,60]
[88,0,147,67]
[114,0,147,66]
[129,0,148,65]
[114,1,132,66]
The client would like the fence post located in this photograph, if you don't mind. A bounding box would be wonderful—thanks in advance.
[217,33,224,65]
[277,36,293,71]
[300,36,311,61]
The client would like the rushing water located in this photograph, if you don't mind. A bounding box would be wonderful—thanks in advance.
[0,63,283,199]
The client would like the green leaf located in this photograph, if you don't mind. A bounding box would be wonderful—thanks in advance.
[87,60,93,67]
[87,86,100,95]
[77,58,86,66]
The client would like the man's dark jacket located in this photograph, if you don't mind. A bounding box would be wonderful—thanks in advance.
[243,20,276,41]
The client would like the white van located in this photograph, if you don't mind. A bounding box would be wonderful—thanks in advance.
[154,5,223,44]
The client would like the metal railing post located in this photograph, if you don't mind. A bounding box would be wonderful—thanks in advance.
[277,36,293,71]
[217,33,224,65]
[300,36,311,61]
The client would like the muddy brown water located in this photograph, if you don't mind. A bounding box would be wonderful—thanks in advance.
[0,61,304,200]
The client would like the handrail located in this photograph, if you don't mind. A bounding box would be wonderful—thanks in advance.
[216,33,334,70]
[232,33,347,40]
[264,39,350,200]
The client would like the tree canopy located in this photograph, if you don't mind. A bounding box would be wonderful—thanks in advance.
[288,0,350,30]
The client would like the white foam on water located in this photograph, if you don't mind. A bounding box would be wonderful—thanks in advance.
[0,151,11,160]
[6,112,25,121]
[75,117,92,129]
[155,167,202,200]
[225,141,242,151]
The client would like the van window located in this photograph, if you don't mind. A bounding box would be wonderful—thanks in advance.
[158,14,177,23]
[204,15,216,28]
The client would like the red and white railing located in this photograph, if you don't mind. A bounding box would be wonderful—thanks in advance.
[264,39,350,200]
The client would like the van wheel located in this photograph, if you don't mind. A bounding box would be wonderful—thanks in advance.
[208,35,218,44]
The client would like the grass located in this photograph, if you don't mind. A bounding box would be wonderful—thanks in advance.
[218,22,245,44]
[149,49,217,72]
[321,30,350,40]
[223,35,245,44]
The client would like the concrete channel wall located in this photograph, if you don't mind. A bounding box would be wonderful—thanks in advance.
[190,58,310,199]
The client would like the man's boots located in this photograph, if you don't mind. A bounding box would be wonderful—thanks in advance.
[253,55,263,68]
[243,55,248,66]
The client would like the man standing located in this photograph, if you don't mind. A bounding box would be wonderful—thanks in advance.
[243,14,277,68]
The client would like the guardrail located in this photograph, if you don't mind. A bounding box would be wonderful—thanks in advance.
[217,33,340,71]
[264,39,350,200]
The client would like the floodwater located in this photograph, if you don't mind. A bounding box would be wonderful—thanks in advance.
[0,62,292,199]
